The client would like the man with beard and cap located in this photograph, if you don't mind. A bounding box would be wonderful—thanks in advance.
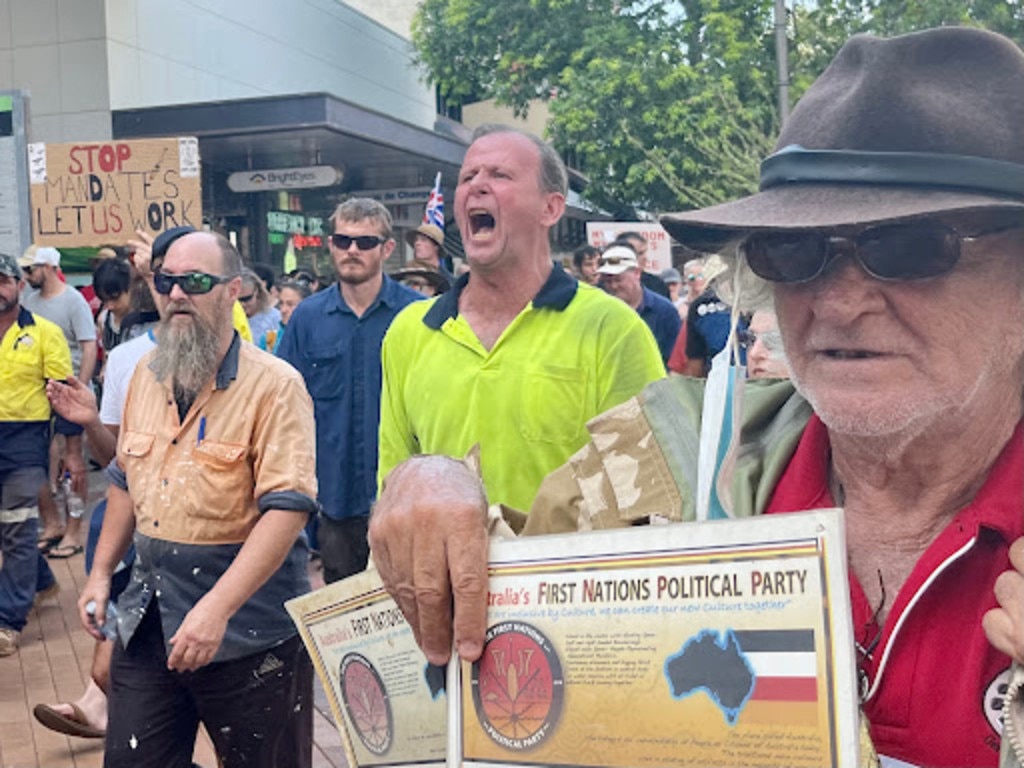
[366,28,1024,768]
[77,230,318,768]
[376,125,665,521]
[278,198,423,584]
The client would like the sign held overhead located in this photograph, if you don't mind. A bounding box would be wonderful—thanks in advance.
[29,137,202,247]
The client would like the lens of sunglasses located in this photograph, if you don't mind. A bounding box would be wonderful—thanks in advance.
[154,271,228,295]
[857,223,959,280]
[238,293,255,302]
[744,232,829,282]
[331,234,383,251]
[744,223,962,283]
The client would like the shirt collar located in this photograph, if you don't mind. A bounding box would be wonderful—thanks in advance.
[422,263,578,330]
[327,274,405,314]
[214,332,241,391]
[637,286,655,313]
[17,306,35,327]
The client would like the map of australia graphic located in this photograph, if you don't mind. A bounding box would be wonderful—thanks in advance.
[664,629,755,725]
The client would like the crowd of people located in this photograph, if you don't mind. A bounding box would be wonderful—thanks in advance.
[4,22,1024,768]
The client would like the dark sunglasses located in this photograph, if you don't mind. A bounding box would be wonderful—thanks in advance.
[238,293,255,302]
[599,256,635,267]
[330,234,384,251]
[153,271,235,296]
[742,221,1018,284]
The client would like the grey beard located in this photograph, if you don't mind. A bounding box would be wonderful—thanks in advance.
[151,307,223,397]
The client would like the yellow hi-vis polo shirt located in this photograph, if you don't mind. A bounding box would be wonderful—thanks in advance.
[378,265,666,513]
[0,307,72,472]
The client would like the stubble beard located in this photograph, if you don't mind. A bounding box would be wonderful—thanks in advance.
[151,297,225,401]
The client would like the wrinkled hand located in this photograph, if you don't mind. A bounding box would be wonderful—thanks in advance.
[368,456,490,665]
[167,597,229,672]
[77,575,112,642]
[127,229,155,279]
[47,377,99,428]
[984,538,1024,664]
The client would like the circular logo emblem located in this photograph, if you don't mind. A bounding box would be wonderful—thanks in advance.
[339,652,393,755]
[984,666,1011,734]
[471,621,564,751]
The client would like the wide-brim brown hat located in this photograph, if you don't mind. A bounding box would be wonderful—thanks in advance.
[391,266,451,293]
[404,223,445,249]
[662,27,1024,252]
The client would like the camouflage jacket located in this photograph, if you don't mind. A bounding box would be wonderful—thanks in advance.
[507,374,1024,768]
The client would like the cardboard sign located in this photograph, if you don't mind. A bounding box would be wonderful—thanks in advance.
[29,137,202,247]
[586,221,673,273]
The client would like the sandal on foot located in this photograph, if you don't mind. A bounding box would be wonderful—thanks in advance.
[32,702,105,739]
[37,535,62,553]
[47,544,83,559]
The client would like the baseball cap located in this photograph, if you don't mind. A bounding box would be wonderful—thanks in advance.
[0,253,20,278]
[18,245,61,268]
[660,267,682,284]
[597,245,639,276]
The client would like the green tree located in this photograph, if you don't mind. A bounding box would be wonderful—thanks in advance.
[412,0,1024,215]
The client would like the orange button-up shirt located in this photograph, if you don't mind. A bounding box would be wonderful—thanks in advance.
[118,338,317,545]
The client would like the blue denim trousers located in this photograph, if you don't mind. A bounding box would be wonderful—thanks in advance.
[0,467,56,632]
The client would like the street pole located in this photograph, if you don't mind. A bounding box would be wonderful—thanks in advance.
[775,0,790,125]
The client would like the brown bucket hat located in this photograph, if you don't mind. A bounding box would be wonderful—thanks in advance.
[661,27,1024,252]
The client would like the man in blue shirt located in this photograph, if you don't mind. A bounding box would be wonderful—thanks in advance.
[597,244,679,366]
[279,199,422,583]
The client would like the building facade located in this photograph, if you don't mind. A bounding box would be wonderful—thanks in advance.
[0,0,467,270]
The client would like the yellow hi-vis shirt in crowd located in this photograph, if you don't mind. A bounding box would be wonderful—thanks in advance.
[378,266,666,513]
[232,300,252,342]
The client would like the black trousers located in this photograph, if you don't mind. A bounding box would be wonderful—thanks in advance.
[105,602,313,768]
[318,514,369,584]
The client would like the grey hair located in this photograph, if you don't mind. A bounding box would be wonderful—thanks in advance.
[470,124,568,196]
[330,198,394,240]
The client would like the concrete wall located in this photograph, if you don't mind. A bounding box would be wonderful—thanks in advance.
[342,0,418,39]
[0,0,437,142]
[0,0,112,141]
[106,0,437,128]
[462,99,551,138]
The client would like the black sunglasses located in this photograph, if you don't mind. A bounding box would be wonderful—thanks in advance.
[742,222,1019,284]
[599,256,635,267]
[238,293,255,302]
[330,234,384,251]
[154,271,235,296]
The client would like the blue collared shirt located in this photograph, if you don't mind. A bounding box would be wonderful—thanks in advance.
[637,286,681,365]
[278,276,422,521]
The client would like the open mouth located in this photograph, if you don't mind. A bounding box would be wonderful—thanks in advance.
[468,208,496,238]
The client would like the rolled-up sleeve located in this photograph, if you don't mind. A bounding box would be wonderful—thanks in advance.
[251,370,318,513]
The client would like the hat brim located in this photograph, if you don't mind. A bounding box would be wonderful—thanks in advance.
[392,268,450,291]
[404,230,443,248]
[661,184,1024,253]
[597,265,634,276]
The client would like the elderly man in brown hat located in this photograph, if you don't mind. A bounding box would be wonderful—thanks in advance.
[368,27,1024,767]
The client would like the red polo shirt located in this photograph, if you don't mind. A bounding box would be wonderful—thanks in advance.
[764,415,1021,767]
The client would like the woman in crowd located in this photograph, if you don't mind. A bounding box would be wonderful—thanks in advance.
[259,278,311,354]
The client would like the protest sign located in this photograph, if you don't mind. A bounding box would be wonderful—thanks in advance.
[29,137,201,247]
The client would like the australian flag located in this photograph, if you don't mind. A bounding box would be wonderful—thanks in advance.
[423,172,444,228]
